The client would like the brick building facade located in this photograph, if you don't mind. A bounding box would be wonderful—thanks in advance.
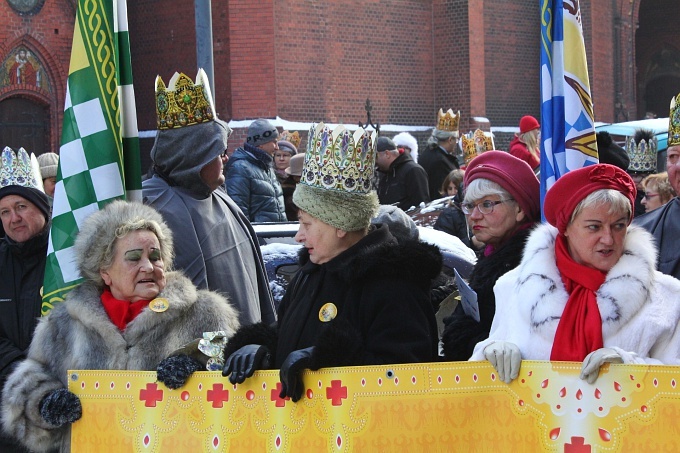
[0,0,678,168]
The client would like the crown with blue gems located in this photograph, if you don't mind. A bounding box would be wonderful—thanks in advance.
[669,93,680,147]
[300,123,376,194]
[155,69,216,130]
[625,129,657,173]
[0,146,44,192]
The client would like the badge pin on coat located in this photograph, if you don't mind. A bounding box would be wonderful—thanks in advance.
[319,303,337,322]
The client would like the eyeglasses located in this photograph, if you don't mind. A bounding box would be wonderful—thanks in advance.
[461,199,513,215]
[643,192,659,199]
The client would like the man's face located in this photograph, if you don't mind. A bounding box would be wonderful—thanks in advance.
[0,194,46,243]
[199,155,225,192]
[376,149,396,172]
[259,140,279,156]
[667,145,680,194]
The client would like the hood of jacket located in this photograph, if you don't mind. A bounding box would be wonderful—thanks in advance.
[150,119,231,198]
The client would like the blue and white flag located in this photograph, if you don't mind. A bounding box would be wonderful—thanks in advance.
[539,0,598,212]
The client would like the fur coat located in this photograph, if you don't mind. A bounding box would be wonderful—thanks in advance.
[1,271,240,453]
[470,224,680,364]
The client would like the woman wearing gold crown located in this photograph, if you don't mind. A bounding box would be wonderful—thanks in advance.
[221,124,442,402]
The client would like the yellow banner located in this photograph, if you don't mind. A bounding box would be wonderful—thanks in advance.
[69,361,680,452]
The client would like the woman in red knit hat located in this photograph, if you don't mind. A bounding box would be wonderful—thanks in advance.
[469,163,680,385]
[441,151,540,361]
[508,115,541,173]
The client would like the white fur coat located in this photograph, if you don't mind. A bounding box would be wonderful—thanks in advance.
[470,224,680,364]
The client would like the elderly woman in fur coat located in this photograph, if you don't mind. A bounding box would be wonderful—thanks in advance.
[471,164,680,385]
[1,201,240,453]
[221,124,442,402]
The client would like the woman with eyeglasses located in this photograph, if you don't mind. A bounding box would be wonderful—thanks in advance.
[470,164,680,385]
[441,151,540,361]
[641,172,677,213]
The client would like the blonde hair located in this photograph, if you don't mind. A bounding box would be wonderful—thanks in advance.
[642,172,676,204]
[518,129,540,161]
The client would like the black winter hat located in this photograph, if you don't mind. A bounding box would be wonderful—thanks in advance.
[596,131,630,171]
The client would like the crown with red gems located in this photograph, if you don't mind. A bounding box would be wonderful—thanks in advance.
[461,129,495,165]
[155,69,216,130]
[300,123,376,194]
[436,109,460,136]
[0,146,44,192]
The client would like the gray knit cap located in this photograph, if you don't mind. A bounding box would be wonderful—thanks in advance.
[37,152,59,179]
[247,119,279,146]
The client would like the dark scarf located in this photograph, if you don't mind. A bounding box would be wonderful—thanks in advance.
[550,235,605,361]
[100,289,149,331]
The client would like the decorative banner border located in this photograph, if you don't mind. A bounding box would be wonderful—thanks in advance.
[69,361,680,452]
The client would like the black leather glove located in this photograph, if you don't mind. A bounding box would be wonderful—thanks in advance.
[157,354,204,389]
[39,388,82,427]
[222,344,271,384]
[279,346,315,402]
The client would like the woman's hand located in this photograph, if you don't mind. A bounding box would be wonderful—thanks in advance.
[279,347,315,402]
[39,388,82,427]
[580,348,623,384]
[156,354,204,389]
[222,344,271,384]
[483,341,522,384]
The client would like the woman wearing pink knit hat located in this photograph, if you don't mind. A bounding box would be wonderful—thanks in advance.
[508,115,541,173]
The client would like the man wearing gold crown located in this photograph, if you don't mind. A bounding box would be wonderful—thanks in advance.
[221,123,441,402]
[0,146,51,452]
[634,93,680,280]
[143,70,276,327]
[419,109,462,200]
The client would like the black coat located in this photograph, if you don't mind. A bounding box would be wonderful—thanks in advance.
[376,153,430,211]
[433,201,473,248]
[0,226,48,453]
[441,226,534,361]
[226,224,442,370]
[634,197,680,279]
[418,143,460,200]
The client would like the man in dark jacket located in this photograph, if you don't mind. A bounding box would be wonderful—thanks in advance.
[224,119,287,222]
[634,100,680,279]
[375,136,430,211]
[0,146,51,453]
[419,109,461,200]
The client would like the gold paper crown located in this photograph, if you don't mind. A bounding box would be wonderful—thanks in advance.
[301,123,376,194]
[625,132,657,173]
[281,130,301,149]
[436,109,460,134]
[155,69,216,130]
[461,130,495,165]
[669,93,680,147]
[0,146,44,192]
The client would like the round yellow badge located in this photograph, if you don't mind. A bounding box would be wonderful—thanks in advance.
[149,298,169,313]
[318,303,337,322]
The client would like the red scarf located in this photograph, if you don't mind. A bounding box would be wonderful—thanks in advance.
[550,235,605,361]
[100,289,149,331]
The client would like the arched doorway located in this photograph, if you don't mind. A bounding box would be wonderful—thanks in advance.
[644,74,680,119]
[0,97,50,154]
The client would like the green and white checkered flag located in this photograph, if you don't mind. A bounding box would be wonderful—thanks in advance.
[42,0,141,315]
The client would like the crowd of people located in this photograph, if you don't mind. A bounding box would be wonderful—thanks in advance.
[1,70,680,451]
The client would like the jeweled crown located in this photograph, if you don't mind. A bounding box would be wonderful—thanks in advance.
[301,123,376,194]
[155,69,216,130]
[669,93,680,147]
[0,146,44,192]
[281,131,301,149]
[625,131,657,173]
[436,109,460,135]
[461,130,495,165]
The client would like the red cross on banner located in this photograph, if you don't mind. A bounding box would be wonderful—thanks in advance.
[139,383,163,407]
[207,383,229,408]
[326,379,347,406]
[271,382,289,407]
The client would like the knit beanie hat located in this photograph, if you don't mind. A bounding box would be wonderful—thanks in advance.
[544,164,636,234]
[519,115,540,134]
[595,132,630,171]
[464,150,540,222]
[247,119,279,147]
[277,140,297,155]
[293,123,379,232]
[371,205,419,242]
[37,152,59,179]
